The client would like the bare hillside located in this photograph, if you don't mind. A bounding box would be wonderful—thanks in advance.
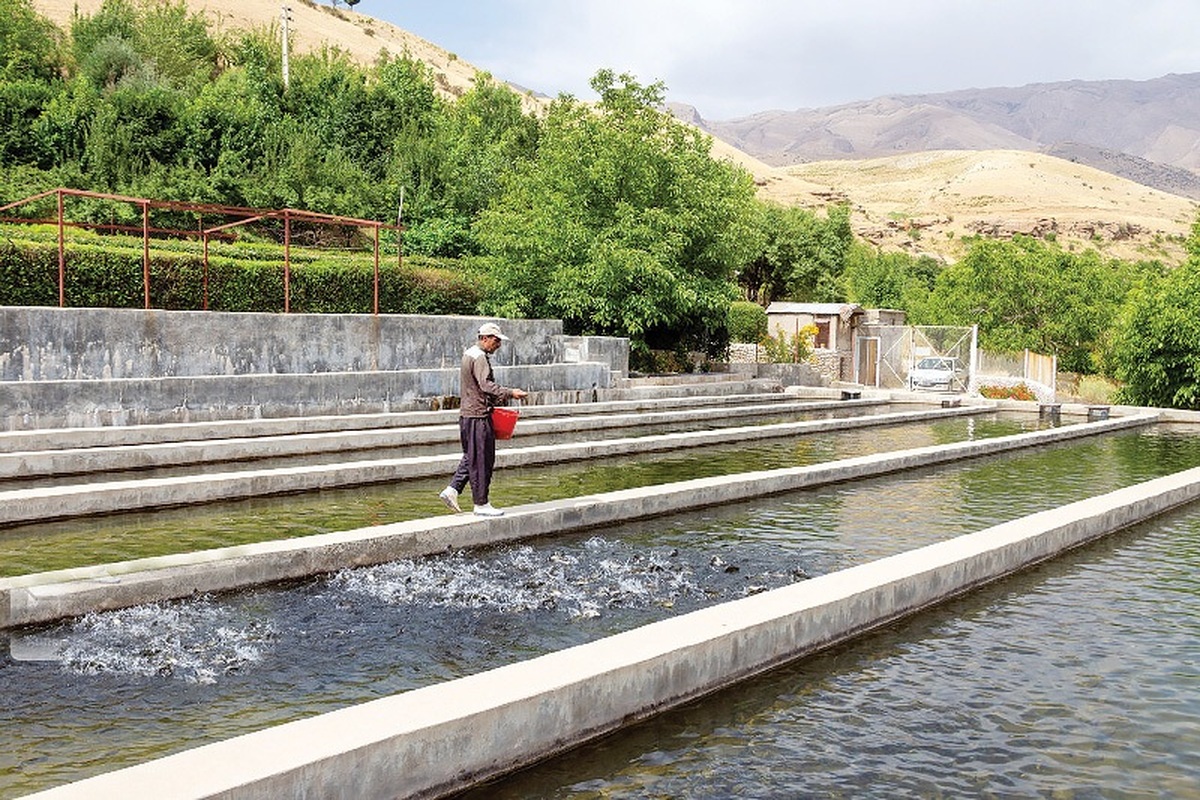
[778,151,1197,264]
[699,73,1200,202]
[31,0,1200,265]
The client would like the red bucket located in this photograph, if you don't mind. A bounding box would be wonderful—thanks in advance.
[493,407,520,440]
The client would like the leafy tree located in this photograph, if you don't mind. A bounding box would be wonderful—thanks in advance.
[83,82,187,187]
[920,236,1140,373]
[0,0,65,83]
[475,70,758,354]
[841,245,942,315]
[133,0,219,91]
[739,203,853,304]
[0,0,68,166]
[1107,218,1200,408]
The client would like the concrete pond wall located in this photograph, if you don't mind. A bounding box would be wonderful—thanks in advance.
[0,307,629,429]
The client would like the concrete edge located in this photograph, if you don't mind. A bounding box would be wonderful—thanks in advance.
[19,443,1197,800]
[0,412,1157,628]
[0,398,890,478]
[0,404,989,526]
[0,392,821,453]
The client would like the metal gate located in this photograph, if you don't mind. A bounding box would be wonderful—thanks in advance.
[855,325,977,392]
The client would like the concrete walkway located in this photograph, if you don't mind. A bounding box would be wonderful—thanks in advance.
[0,404,988,526]
[0,391,804,453]
[0,397,887,478]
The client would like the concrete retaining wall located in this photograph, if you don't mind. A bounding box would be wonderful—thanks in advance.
[21,452,1200,800]
[0,307,565,379]
[0,307,629,429]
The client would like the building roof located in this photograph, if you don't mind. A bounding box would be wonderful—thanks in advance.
[766,302,864,321]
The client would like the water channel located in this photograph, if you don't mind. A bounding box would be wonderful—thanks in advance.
[2,423,1199,797]
[2,412,1044,577]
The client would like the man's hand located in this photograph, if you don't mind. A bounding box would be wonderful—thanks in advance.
[512,389,529,400]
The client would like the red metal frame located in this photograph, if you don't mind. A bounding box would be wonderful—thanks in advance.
[0,188,405,313]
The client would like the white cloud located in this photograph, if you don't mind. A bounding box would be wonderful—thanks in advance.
[386,0,1200,119]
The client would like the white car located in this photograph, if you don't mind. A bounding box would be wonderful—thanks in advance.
[907,356,963,391]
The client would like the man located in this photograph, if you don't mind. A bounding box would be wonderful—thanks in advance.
[439,322,529,516]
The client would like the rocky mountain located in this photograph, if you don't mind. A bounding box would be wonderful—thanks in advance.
[693,73,1200,200]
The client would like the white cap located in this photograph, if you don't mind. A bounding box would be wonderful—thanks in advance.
[477,322,509,340]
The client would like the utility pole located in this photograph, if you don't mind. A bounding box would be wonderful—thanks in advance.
[281,6,292,91]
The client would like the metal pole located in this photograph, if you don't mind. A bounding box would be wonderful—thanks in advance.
[142,201,151,309]
[396,186,403,269]
[281,6,292,91]
[203,234,210,311]
[57,189,65,307]
[284,210,291,313]
[373,225,380,315]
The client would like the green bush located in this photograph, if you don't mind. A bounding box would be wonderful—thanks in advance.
[760,323,816,363]
[0,228,480,314]
[727,300,767,343]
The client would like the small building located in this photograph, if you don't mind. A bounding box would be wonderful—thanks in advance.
[764,302,907,384]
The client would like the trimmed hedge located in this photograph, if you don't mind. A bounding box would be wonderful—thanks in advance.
[727,300,767,343]
[0,229,481,314]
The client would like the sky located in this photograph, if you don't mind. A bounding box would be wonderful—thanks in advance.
[369,0,1200,120]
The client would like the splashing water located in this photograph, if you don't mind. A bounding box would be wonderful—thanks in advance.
[330,537,711,620]
[55,598,278,684]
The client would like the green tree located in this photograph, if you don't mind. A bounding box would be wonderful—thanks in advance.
[475,70,758,354]
[739,203,853,304]
[0,0,64,83]
[1107,218,1200,408]
[413,73,537,256]
[921,236,1139,373]
[841,245,941,315]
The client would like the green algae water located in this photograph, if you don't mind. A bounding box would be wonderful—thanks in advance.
[2,423,1200,797]
[1,412,1041,577]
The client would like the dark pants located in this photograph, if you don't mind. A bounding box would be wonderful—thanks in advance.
[449,415,496,505]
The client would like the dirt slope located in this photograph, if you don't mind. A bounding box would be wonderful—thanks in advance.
[778,150,1198,264]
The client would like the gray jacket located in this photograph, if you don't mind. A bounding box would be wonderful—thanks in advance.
[459,344,517,418]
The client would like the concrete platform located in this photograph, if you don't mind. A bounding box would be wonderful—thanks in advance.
[20,434,1196,800]
[0,411,1156,629]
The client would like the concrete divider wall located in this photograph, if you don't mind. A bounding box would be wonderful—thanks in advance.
[22,460,1200,800]
[0,361,614,429]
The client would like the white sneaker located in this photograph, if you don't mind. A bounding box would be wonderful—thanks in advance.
[438,486,461,513]
[473,503,504,517]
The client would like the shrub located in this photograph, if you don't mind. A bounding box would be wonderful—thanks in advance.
[727,300,767,343]
[0,225,478,314]
[979,382,1037,401]
[760,323,817,364]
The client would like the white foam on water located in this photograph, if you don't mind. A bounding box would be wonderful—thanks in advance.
[53,598,278,684]
[329,536,704,619]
